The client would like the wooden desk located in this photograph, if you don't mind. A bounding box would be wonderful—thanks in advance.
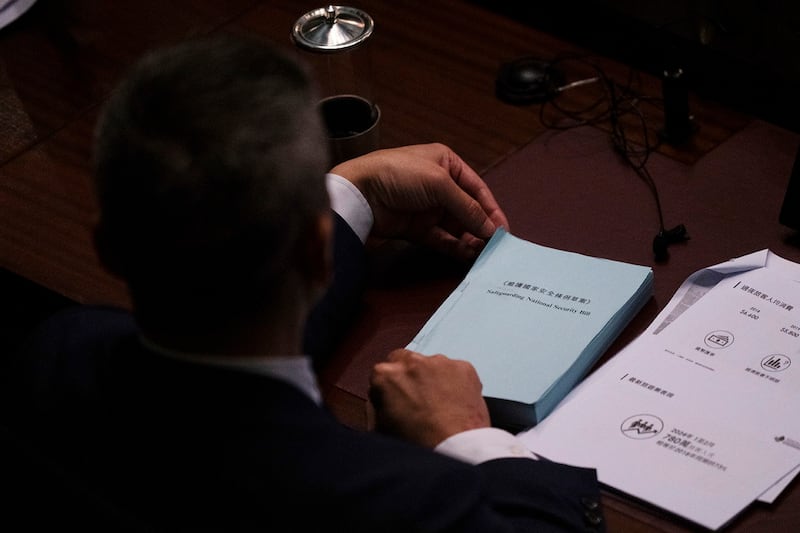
[1,1,797,530]
[0,0,746,305]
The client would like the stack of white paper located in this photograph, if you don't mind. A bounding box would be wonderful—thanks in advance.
[519,249,800,530]
[408,228,653,431]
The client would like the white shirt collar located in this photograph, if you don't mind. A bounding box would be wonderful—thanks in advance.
[139,335,322,405]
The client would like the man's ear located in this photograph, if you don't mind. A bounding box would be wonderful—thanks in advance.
[297,210,334,288]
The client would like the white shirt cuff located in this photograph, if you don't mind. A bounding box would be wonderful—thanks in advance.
[325,173,373,244]
[434,427,538,464]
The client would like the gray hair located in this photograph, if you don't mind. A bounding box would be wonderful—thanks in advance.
[92,34,330,330]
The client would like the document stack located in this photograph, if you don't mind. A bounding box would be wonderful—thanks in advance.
[408,228,654,432]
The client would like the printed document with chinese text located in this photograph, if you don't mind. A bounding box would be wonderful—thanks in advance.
[519,250,800,530]
[408,228,653,430]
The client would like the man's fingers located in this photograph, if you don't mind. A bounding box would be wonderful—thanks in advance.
[441,149,510,236]
[418,226,483,260]
[386,348,416,363]
[432,179,497,241]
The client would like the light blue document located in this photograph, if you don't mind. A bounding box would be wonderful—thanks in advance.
[407,228,653,430]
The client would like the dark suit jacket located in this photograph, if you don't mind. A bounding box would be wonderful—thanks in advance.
[303,212,368,368]
[2,213,606,532]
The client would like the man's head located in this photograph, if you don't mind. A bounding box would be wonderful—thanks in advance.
[92,34,331,341]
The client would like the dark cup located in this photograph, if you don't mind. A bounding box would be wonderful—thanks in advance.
[319,94,380,165]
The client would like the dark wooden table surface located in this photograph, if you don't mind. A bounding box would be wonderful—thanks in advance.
[2,1,798,530]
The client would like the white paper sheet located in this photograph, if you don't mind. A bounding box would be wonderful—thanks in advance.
[519,250,800,530]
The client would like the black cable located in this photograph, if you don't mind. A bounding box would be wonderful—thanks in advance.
[606,79,665,231]
[538,55,688,260]
[537,54,612,129]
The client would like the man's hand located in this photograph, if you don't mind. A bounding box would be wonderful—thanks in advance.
[330,143,509,260]
[368,348,491,448]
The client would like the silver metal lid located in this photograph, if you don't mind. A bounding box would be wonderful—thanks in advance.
[291,5,374,53]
